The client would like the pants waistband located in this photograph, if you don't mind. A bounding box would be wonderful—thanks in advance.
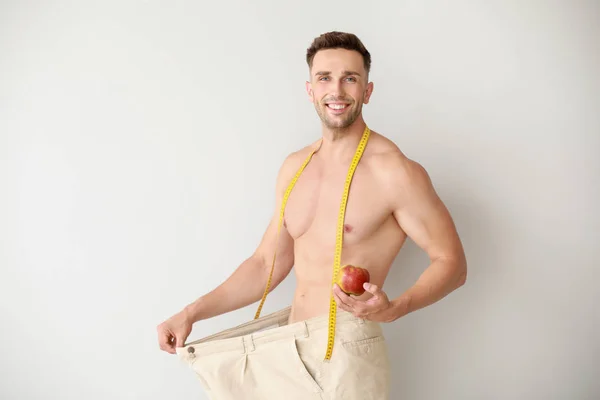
[178,306,366,358]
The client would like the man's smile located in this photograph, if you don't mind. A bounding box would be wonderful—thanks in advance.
[325,102,351,114]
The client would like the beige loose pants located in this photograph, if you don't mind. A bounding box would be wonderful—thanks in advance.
[176,306,391,400]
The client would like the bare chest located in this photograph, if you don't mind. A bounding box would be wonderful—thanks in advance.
[283,161,390,246]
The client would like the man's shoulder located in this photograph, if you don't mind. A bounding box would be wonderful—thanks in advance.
[284,139,322,165]
[275,139,322,183]
[366,131,432,192]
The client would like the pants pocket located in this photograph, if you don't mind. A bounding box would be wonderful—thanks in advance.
[286,337,325,396]
[337,335,391,400]
[342,335,385,346]
[341,334,389,360]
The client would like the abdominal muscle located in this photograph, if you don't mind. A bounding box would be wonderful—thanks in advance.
[286,227,405,324]
[288,262,385,324]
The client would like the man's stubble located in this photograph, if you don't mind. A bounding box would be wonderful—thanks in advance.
[313,98,364,134]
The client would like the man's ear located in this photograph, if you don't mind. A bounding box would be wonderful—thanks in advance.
[305,81,314,103]
[363,81,374,104]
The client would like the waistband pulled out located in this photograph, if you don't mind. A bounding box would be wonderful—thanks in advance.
[176,306,366,358]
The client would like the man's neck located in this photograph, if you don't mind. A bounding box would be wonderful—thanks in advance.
[318,119,368,163]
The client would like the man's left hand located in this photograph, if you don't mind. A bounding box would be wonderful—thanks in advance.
[332,282,400,323]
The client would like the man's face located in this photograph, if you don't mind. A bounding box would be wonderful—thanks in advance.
[306,48,373,130]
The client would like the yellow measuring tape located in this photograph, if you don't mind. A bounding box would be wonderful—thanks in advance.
[254,125,371,361]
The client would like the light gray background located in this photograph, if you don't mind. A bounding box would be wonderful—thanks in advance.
[1,1,599,399]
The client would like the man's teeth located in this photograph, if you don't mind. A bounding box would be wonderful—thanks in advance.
[327,104,347,110]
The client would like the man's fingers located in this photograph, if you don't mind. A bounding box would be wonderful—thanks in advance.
[333,284,350,306]
[158,330,176,354]
[333,284,363,307]
[363,282,381,296]
[333,285,345,305]
[166,339,176,354]
[334,284,372,317]
[161,341,175,354]
[158,332,170,348]
[336,301,349,312]
[336,298,353,313]
[334,285,362,311]
[333,286,356,313]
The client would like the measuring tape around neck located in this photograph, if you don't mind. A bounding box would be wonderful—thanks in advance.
[254,126,371,362]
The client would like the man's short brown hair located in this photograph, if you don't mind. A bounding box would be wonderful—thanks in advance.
[306,31,372,74]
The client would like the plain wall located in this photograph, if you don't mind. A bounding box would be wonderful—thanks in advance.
[1,0,598,399]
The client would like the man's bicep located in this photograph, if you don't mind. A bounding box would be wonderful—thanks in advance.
[253,211,294,271]
[253,156,296,272]
[393,162,464,261]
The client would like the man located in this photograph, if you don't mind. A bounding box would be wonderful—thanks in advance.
[157,31,467,399]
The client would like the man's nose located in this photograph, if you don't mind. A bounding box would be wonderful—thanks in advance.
[330,79,346,97]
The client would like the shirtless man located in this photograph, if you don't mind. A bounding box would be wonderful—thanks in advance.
[157,31,467,399]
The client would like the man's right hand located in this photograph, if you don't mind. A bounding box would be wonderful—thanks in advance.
[157,309,193,354]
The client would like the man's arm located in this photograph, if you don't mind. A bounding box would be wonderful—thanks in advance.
[387,155,467,319]
[181,155,298,323]
[157,152,301,353]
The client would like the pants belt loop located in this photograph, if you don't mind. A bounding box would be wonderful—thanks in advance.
[248,334,255,352]
[242,335,255,354]
[303,321,309,338]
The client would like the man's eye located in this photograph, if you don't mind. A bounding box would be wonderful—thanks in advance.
[319,77,329,81]
[346,77,356,82]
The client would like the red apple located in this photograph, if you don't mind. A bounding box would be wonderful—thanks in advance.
[336,264,370,295]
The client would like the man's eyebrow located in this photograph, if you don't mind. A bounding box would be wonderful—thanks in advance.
[314,70,362,76]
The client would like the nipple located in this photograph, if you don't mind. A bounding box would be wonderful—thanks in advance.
[343,224,353,233]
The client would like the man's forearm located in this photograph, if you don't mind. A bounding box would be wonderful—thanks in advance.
[182,255,274,323]
[391,256,467,320]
